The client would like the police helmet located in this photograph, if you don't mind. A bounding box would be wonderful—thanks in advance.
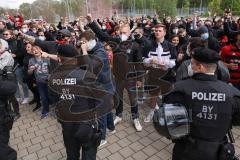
[153,104,190,139]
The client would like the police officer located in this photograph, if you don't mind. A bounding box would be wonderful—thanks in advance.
[0,39,17,160]
[46,41,114,160]
[162,47,240,160]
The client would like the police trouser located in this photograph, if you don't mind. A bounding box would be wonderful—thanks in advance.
[172,138,221,160]
[114,78,139,119]
[0,122,17,160]
[8,95,19,115]
[62,122,99,160]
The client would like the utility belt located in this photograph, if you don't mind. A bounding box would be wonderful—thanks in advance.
[184,134,238,160]
[69,118,102,146]
[0,99,14,130]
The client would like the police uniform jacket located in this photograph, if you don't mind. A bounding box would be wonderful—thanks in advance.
[164,73,240,142]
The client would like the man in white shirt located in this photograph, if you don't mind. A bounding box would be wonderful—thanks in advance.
[143,24,177,122]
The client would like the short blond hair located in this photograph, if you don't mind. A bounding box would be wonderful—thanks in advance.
[120,24,130,30]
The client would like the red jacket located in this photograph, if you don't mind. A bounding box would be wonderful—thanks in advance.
[221,44,240,84]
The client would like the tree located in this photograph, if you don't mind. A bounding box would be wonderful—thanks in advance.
[19,3,32,19]
[221,0,240,15]
[208,0,222,15]
[155,0,177,17]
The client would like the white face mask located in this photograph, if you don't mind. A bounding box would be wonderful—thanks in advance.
[173,28,179,34]
[186,47,190,56]
[38,36,46,41]
[102,26,107,30]
[201,33,209,40]
[120,34,128,42]
[188,64,193,76]
[87,40,97,51]
[22,28,28,33]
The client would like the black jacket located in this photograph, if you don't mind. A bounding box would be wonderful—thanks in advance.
[164,73,240,141]
[88,21,142,63]
[176,60,230,82]
[6,38,24,67]
[134,36,152,58]
[146,39,177,60]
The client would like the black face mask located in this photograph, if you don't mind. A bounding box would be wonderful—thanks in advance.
[179,36,188,44]
[134,34,141,40]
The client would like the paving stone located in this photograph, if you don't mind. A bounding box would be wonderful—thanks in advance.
[129,141,145,152]
[19,123,31,130]
[107,143,122,154]
[35,128,48,137]
[118,138,132,147]
[27,143,42,154]
[31,136,44,145]
[151,139,167,151]
[119,146,135,158]
[132,151,148,160]
[139,137,153,147]
[142,145,158,157]
[115,130,128,139]
[46,125,59,133]
[147,155,161,160]
[10,136,23,146]
[108,152,124,160]
[18,140,32,150]
[50,142,65,152]
[126,133,141,142]
[41,139,55,148]
[156,149,172,160]
[22,153,38,160]
[15,129,27,138]
[9,96,240,160]
[47,151,62,160]
[147,132,161,141]
[43,131,56,140]
[107,135,120,144]
[22,132,36,141]
[17,148,28,159]
[27,126,39,133]
[37,147,52,158]
[97,148,111,159]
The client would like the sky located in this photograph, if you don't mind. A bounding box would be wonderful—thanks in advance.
[0,0,39,9]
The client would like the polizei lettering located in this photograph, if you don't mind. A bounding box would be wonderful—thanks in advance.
[192,92,226,102]
[52,78,77,85]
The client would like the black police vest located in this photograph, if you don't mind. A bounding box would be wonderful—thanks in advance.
[177,77,233,142]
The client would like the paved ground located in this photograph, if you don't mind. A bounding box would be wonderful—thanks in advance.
[9,95,240,160]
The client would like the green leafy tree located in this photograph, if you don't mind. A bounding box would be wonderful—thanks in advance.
[155,0,177,17]
[208,0,222,15]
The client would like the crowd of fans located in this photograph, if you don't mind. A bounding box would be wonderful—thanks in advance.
[0,10,240,147]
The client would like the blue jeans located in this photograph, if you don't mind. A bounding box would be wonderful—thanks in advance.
[36,82,49,114]
[98,112,115,140]
[15,67,29,99]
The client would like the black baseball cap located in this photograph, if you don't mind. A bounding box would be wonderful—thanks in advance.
[57,44,79,58]
[192,47,220,64]
[59,29,71,37]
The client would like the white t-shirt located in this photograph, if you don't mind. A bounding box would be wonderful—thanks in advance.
[143,43,175,69]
